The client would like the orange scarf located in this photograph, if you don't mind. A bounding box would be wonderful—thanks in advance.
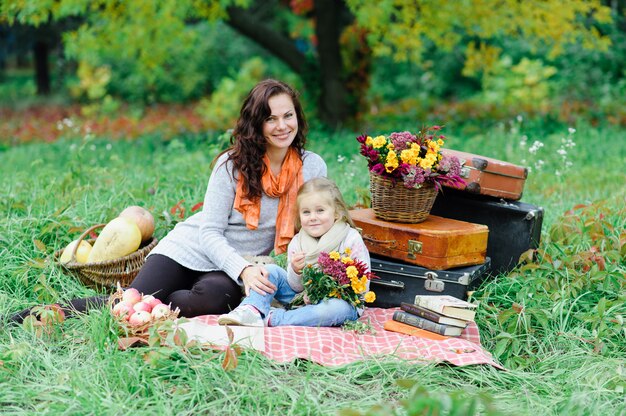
[234,148,303,254]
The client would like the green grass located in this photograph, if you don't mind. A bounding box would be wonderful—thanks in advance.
[1,122,625,415]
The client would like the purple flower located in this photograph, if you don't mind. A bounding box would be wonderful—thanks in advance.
[439,155,462,176]
[366,148,380,161]
[389,131,417,152]
[402,165,426,188]
[371,163,386,175]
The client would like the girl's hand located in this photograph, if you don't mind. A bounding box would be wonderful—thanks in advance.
[240,265,277,296]
[291,251,306,274]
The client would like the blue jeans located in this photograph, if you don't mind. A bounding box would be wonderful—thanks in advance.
[240,264,359,327]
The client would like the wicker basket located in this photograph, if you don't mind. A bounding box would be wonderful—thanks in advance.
[369,172,438,223]
[54,223,158,290]
[108,286,180,339]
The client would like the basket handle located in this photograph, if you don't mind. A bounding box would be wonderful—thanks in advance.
[362,234,397,248]
[69,223,106,263]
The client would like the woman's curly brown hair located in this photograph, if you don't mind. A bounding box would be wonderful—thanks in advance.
[226,79,308,200]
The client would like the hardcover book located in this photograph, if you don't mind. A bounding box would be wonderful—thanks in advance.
[383,319,449,341]
[413,295,477,321]
[393,310,463,336]
[400,302,469,328]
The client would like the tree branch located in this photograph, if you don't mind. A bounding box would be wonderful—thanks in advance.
[225,6,310,75]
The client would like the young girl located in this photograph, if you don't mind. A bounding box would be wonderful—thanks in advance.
[217,177,370,327]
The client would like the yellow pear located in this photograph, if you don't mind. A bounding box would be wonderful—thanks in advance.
[60,240,93,264]
[87,217,142,263]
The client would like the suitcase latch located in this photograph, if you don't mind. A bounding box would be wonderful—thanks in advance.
[424,271,445,292]
[460,166,470,178]
[407,240,422,259]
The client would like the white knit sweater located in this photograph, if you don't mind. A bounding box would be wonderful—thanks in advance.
[148,150,327,283]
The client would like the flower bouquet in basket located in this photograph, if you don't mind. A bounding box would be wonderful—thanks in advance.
[109,284,186,347]
[356,125,465,223]
[302,248,377,307]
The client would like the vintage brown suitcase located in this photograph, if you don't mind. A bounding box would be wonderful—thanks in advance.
[441,148,528,200]
[349,208,489,269]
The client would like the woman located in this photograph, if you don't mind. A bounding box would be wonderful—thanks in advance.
[11,79,327,322]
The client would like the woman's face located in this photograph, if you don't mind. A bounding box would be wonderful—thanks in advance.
[262,94,298,154]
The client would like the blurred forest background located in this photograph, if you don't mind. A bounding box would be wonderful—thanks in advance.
[1,0,625,143]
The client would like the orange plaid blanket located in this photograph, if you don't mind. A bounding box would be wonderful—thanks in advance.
[193,307,502,368]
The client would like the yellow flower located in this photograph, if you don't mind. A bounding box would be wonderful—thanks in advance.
[351,275,368,294]
[351,279,365,294]
[420,152,437,169]
[372,135,387,149]
[341,256,352,264]
[365,136,373,146]
[364,291,376,303]
[360,275,368,286]
[400,146,420,165]
[386,143,394,150]
[329,251,340,260]
[346,265,358,279]
[329,289,338,298]
[385,150,398,172]
[344,247,352,255]
[437,139,444,147]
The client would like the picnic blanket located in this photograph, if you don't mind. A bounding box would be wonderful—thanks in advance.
[193,307,502,368]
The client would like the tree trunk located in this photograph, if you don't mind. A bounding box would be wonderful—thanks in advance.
[313,0,352,128]
[34,40,50,95]
[225,2,359,128]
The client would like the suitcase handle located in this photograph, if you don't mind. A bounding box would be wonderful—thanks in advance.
[362,234,397,248]
[371,278,405,289]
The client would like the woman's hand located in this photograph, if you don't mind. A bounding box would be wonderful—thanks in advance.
[240,265,277,296]
[291,251,306,274]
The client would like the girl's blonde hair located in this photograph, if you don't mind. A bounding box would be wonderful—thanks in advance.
[295,177,356,230]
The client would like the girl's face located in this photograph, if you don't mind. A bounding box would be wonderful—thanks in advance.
[263,94,298,154]
[298,193,336,238]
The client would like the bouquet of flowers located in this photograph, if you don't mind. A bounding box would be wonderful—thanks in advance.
[357,125,465,190]
[302,248,377,307]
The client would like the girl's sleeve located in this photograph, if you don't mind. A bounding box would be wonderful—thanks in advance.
[341,228,373,294]
[286,235,304,292]
[198,155,250,281]
[343,228,371,272]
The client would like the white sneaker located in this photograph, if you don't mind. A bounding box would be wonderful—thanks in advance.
[217,306,263,327]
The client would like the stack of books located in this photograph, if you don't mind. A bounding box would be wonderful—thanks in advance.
[384,295,477,339]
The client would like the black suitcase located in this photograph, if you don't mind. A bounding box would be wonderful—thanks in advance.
[369,256,491,308]
[430,188,544,276]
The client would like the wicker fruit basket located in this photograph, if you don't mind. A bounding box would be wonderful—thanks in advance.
[54,223,158,290]
[108,286,180,339]
[369,172,438,223]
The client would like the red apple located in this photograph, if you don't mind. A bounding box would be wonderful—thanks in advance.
[112,301,135,319]
[141,295,162,309]
[122,288,142,305]
[133,301,152,313]
[151,304,171,319]
[128,311,152,327]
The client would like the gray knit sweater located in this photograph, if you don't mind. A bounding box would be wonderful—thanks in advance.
[149,150,327,284]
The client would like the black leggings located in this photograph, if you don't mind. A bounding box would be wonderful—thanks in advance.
[128,254,243,316]
[11,254,243,323]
